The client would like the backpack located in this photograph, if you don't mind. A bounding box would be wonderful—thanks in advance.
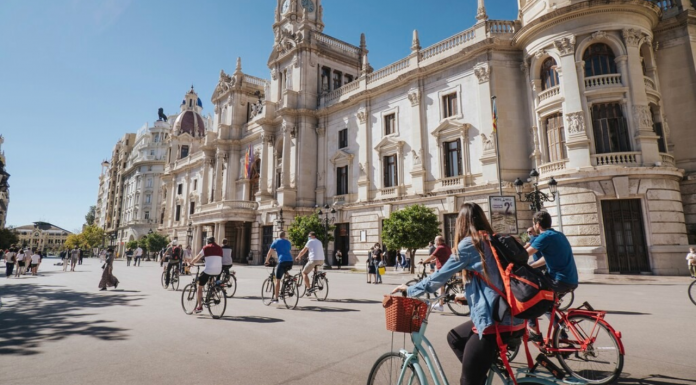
[474,232,555,321]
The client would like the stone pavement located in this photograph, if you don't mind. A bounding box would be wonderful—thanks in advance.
[0,258,693,385]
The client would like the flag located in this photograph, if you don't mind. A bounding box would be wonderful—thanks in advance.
[492,97,498,133]
[247,144,255,178]
[243,145,250,179]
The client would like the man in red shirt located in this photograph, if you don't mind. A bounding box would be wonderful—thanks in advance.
[189,237,223,314]
[422,236,452,311]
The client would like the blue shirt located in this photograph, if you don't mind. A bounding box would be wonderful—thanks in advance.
[528,235,543,262]
[530,228,578,285]
[270,239,293,263]
[407,236,524,338]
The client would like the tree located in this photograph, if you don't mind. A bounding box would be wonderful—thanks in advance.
[81,225,106,249]
[64,233,88,250]
[0,227,19,249]
[143,232,168,259]
[287,212,335,250]
[85,205,96,226]
[126,240,138,250]
[382,204,441,273]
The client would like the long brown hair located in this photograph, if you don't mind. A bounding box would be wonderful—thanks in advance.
[453,202,494,280]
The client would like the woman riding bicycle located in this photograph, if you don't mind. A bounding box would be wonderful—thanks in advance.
[392,202,524,385]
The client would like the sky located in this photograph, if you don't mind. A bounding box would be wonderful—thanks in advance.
[1,0,518,233]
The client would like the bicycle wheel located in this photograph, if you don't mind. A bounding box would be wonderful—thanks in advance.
[282,278,300,310]
[557,291,575,311]
[171,271,180,291]
[405,279,430,300]
[367,352,422,385]
[295,273,306,297]
[161,271,168,289]
[206,286,227,319]
[313,276,329,301]
[261,278,275,306]
[689,280,696,306]
[445,282,470,316]
[181,284,197,315]
[225,274,237,298]
[554,314,624,385]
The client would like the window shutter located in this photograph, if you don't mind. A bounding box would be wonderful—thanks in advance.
[394,156,398,185]
[456,139,463,176]
[443,142,451,177]
[383,157,389,187]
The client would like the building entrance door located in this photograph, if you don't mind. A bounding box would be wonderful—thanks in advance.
[601,199,651,274]
[334,223,350,266]
[261,226,274,263]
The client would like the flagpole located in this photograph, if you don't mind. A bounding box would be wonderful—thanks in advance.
[492,96,503,196]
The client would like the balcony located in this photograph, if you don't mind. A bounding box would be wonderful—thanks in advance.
[585,74,622,90]
[538,159,568,174]
[193,200,258,221]
[380,187,398,198]
[437,176,464,191]
[660,153,675,167]
[591,152,642,167]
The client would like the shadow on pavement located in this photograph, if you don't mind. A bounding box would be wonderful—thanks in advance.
[603,310,651,316]
[219,316,285,323]
[0,284,144,356]
[618,374,696,385]
[323,298,381,304]
[296,305,359,313]
[235,296,263,301]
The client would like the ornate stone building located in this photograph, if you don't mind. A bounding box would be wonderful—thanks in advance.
[148,0,696,276]
[0,135,9,228]
[15,222,72,253]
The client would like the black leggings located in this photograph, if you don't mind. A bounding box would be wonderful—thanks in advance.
[447,320,520,385]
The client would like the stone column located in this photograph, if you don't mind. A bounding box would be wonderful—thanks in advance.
[214,151,224,202]
[623,28,661,165]
[201,154,211,205]
[227,148,240,200]
[193,226,201,252]
[167,179,177,227]
[408,88,426,194]
[474,62,498,183]
[216,221,226,242]
[554,36,592,169]
[356,107,370,202]
[315,126,327,205]
[281,123,292,189]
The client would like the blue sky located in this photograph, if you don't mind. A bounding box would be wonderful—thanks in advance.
[1,0,517,232]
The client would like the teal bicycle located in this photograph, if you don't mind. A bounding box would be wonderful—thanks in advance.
[367,294,586,385]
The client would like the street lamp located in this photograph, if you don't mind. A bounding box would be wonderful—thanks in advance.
[186,221,193,247]
[109,232,117,246]
[514,169,558,212]
[316,204,336,270]
[147,228,154,261]
[275,208,285,236]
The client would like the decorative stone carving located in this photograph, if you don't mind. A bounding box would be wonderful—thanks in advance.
[286,69,293,90]
[520,61,529,74]
[633,105,653,129]
[531,126,540,155]
[481,133,495,151]
[411,149,423,165]
[290,126,297,139]
[663,116,671,138]
[589,31,607,41]
[264,134,275,145]
[644,35,653,48]
[315,126,325,136]
[566,112,586,134]
[474,64,491,83]
[553,36,575,56]
[407,90,420,106]
[271,68,277,80]
[292,54,299,68]
[357,109,367,124]
[622,28,643,47]
[534,49,546,59]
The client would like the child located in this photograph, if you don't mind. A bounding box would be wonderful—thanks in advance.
[686,247,696,278]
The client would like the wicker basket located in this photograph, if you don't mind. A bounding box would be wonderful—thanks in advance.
[383,295,427,333]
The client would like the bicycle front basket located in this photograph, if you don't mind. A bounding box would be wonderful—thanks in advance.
[383,295,427,333]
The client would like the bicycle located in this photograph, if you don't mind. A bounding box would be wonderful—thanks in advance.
[161,263,180,291]
[181,265,227,319]
[689,280,696,306]
[368,294,574,385]
[407,262,468,315]
[261,264,300,309]
[302,265,329,301]
[219,268,237,298]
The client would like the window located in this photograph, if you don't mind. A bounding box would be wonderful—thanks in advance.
[336,166,348,195]
[193,179,198,190]
[145,194,151,204]
[144,211,150,220]
[190,202,196,215]
[175,205,181,221]
[344,74,354,84]
[583,44,617,77]
[339,129,348,149]
[177,184,183,195]
[651,106,667,153]
[150,150,155,156]
[180,145,189,159]
[146,178,153,188]
[540,58,560,90]
[591,103,631,154]
[545,114,566,162]
[384,114,396,135]
[333,71,342,90]
[442,93,458,118]
[443,140,463,177]
[321,67,331,92]
[383,155,398,188]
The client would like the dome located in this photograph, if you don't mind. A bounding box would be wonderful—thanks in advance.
[174,110,206,137]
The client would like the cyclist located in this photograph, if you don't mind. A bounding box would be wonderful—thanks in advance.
[265,231,293,304]
[163,239,182,288]
[189,237,223,314]
[421,235,452,311]
[296,231,324,294]
[525,211,578,338]
[392,203,524,385]
[221,239,233,279]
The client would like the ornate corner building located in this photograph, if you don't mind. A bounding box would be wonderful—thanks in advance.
[0,135,9,228]
[100,0,696,276]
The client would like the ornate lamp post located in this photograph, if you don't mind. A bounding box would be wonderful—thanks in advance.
[275,208,285,236]
[146,228,153,261]
[513,169,558,212]
[316,204,336,270]
[109,232,117,246]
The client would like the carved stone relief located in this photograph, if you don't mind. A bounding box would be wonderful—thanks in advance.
[407,90,420,106]
[357,109,367,124]
[474,64,491,83]
[633,105,653,129]
[622,28,643,47]
[481,133,495,151]
[566,112,586,134]
[589,31,607,41]
[553,36,575,56]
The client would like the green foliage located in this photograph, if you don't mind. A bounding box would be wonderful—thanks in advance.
[0,227,19,249]
[81,225,106,248]
[143,232,168,254]
[65,233,88,249]
[85,205,96,226]
[126,240,139,250]
[382,205,441,273]
[287,212,335,250]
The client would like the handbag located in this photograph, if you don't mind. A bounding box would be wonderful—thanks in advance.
[378,266,386,275]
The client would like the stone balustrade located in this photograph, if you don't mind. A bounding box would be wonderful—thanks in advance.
[367,57,411,84]
[420,27,477,61]
[381,187,397,196]
[585,74,622,89]
[312,32,361,56]
[486,20,516,35]
[243,75,268,88]
[538,159,568,173]
[440,176,464,189]
[195,200,258,215]
[591,151,641,166]
[660,153,675,167]
[538,85,560,102]
[324,80,360,104]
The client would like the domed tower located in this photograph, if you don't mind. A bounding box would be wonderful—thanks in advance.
[173,86,207,138]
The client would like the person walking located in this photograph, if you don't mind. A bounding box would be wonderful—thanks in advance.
[4,245,17,278]
[125,248,133,266]
[15,249,25,277]
[134,245,143,266]
[367,247,376,284]
[296,232,325,293]
[686,247,696,278]
[62,248,70,271]
[372,243,383,284]
[30,250,41,276]
[335,249,343,270]
[78,248,84,265]
[264,231,293,304]
[183,245,192,274]
[70,246,80,272]
[98,248,119,291]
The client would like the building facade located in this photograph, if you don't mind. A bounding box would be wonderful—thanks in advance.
[0,135,9,228]
[15,222,72,253]
[116,0,696,276]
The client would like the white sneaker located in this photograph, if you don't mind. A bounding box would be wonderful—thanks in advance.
[431,304,444,312]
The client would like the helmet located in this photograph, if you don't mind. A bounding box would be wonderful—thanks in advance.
[207,237,215,244]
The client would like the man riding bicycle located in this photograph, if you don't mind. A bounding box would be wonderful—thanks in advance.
[296,231,324,295]
[189,237,223,314]
[164,239,182,288]
[221,239,233,279]
[265,231,293,304]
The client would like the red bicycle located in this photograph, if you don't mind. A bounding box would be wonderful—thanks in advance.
[516,294,625,384]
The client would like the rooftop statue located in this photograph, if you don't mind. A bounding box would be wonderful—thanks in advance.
[158,108,168,122]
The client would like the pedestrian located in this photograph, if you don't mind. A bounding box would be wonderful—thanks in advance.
[183,245,192,274]
[335,249,343,270]
[78,248,84,265]
[373,243,383,284]
[98,248,119,291]
[62,248,70,271]
[421,236,453,311]
[367,247,376,284]
[221,239,233,278]
[23,248,31,275]
[686,247,696,278]
[30,250,41,276]
[70,246,80,271]
[4,245,17,278]
[125,248,133,266]
[15,249,25,277]
[134,245,143,266]
[403,250,411,270]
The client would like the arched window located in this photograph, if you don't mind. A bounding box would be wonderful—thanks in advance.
[540,58,560,91]
[583,43,617,77]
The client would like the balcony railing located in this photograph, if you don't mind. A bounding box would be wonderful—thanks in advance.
[644,76,656,91]
[420,26,477,61]
[380,187,397,196]
[592,152,641,166]
[367,57,411,84]
[650,0,677,11]
[440,176,464,189]
[585,74,622,89]
[538,86,560,102]
[195,200,258,215]
[660,153,675,167]
[538,159,568,173]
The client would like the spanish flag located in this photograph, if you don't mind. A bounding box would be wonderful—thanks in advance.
[492,97,498,133]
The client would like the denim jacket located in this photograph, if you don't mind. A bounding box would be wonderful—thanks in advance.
[407,236,524,338]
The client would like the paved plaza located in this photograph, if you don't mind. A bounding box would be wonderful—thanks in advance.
[0,257,693,385]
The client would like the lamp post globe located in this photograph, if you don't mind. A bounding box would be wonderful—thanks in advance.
[515,169,557,212]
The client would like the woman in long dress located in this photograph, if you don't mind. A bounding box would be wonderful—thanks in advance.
[99,248,119,291]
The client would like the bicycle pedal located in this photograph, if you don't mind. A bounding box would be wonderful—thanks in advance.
[535,354,565,380]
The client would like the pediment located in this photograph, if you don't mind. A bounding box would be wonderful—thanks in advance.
[431,118,470,138]
[373,136,405,152]
[330,149,355,165]
[176,132,194,141]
